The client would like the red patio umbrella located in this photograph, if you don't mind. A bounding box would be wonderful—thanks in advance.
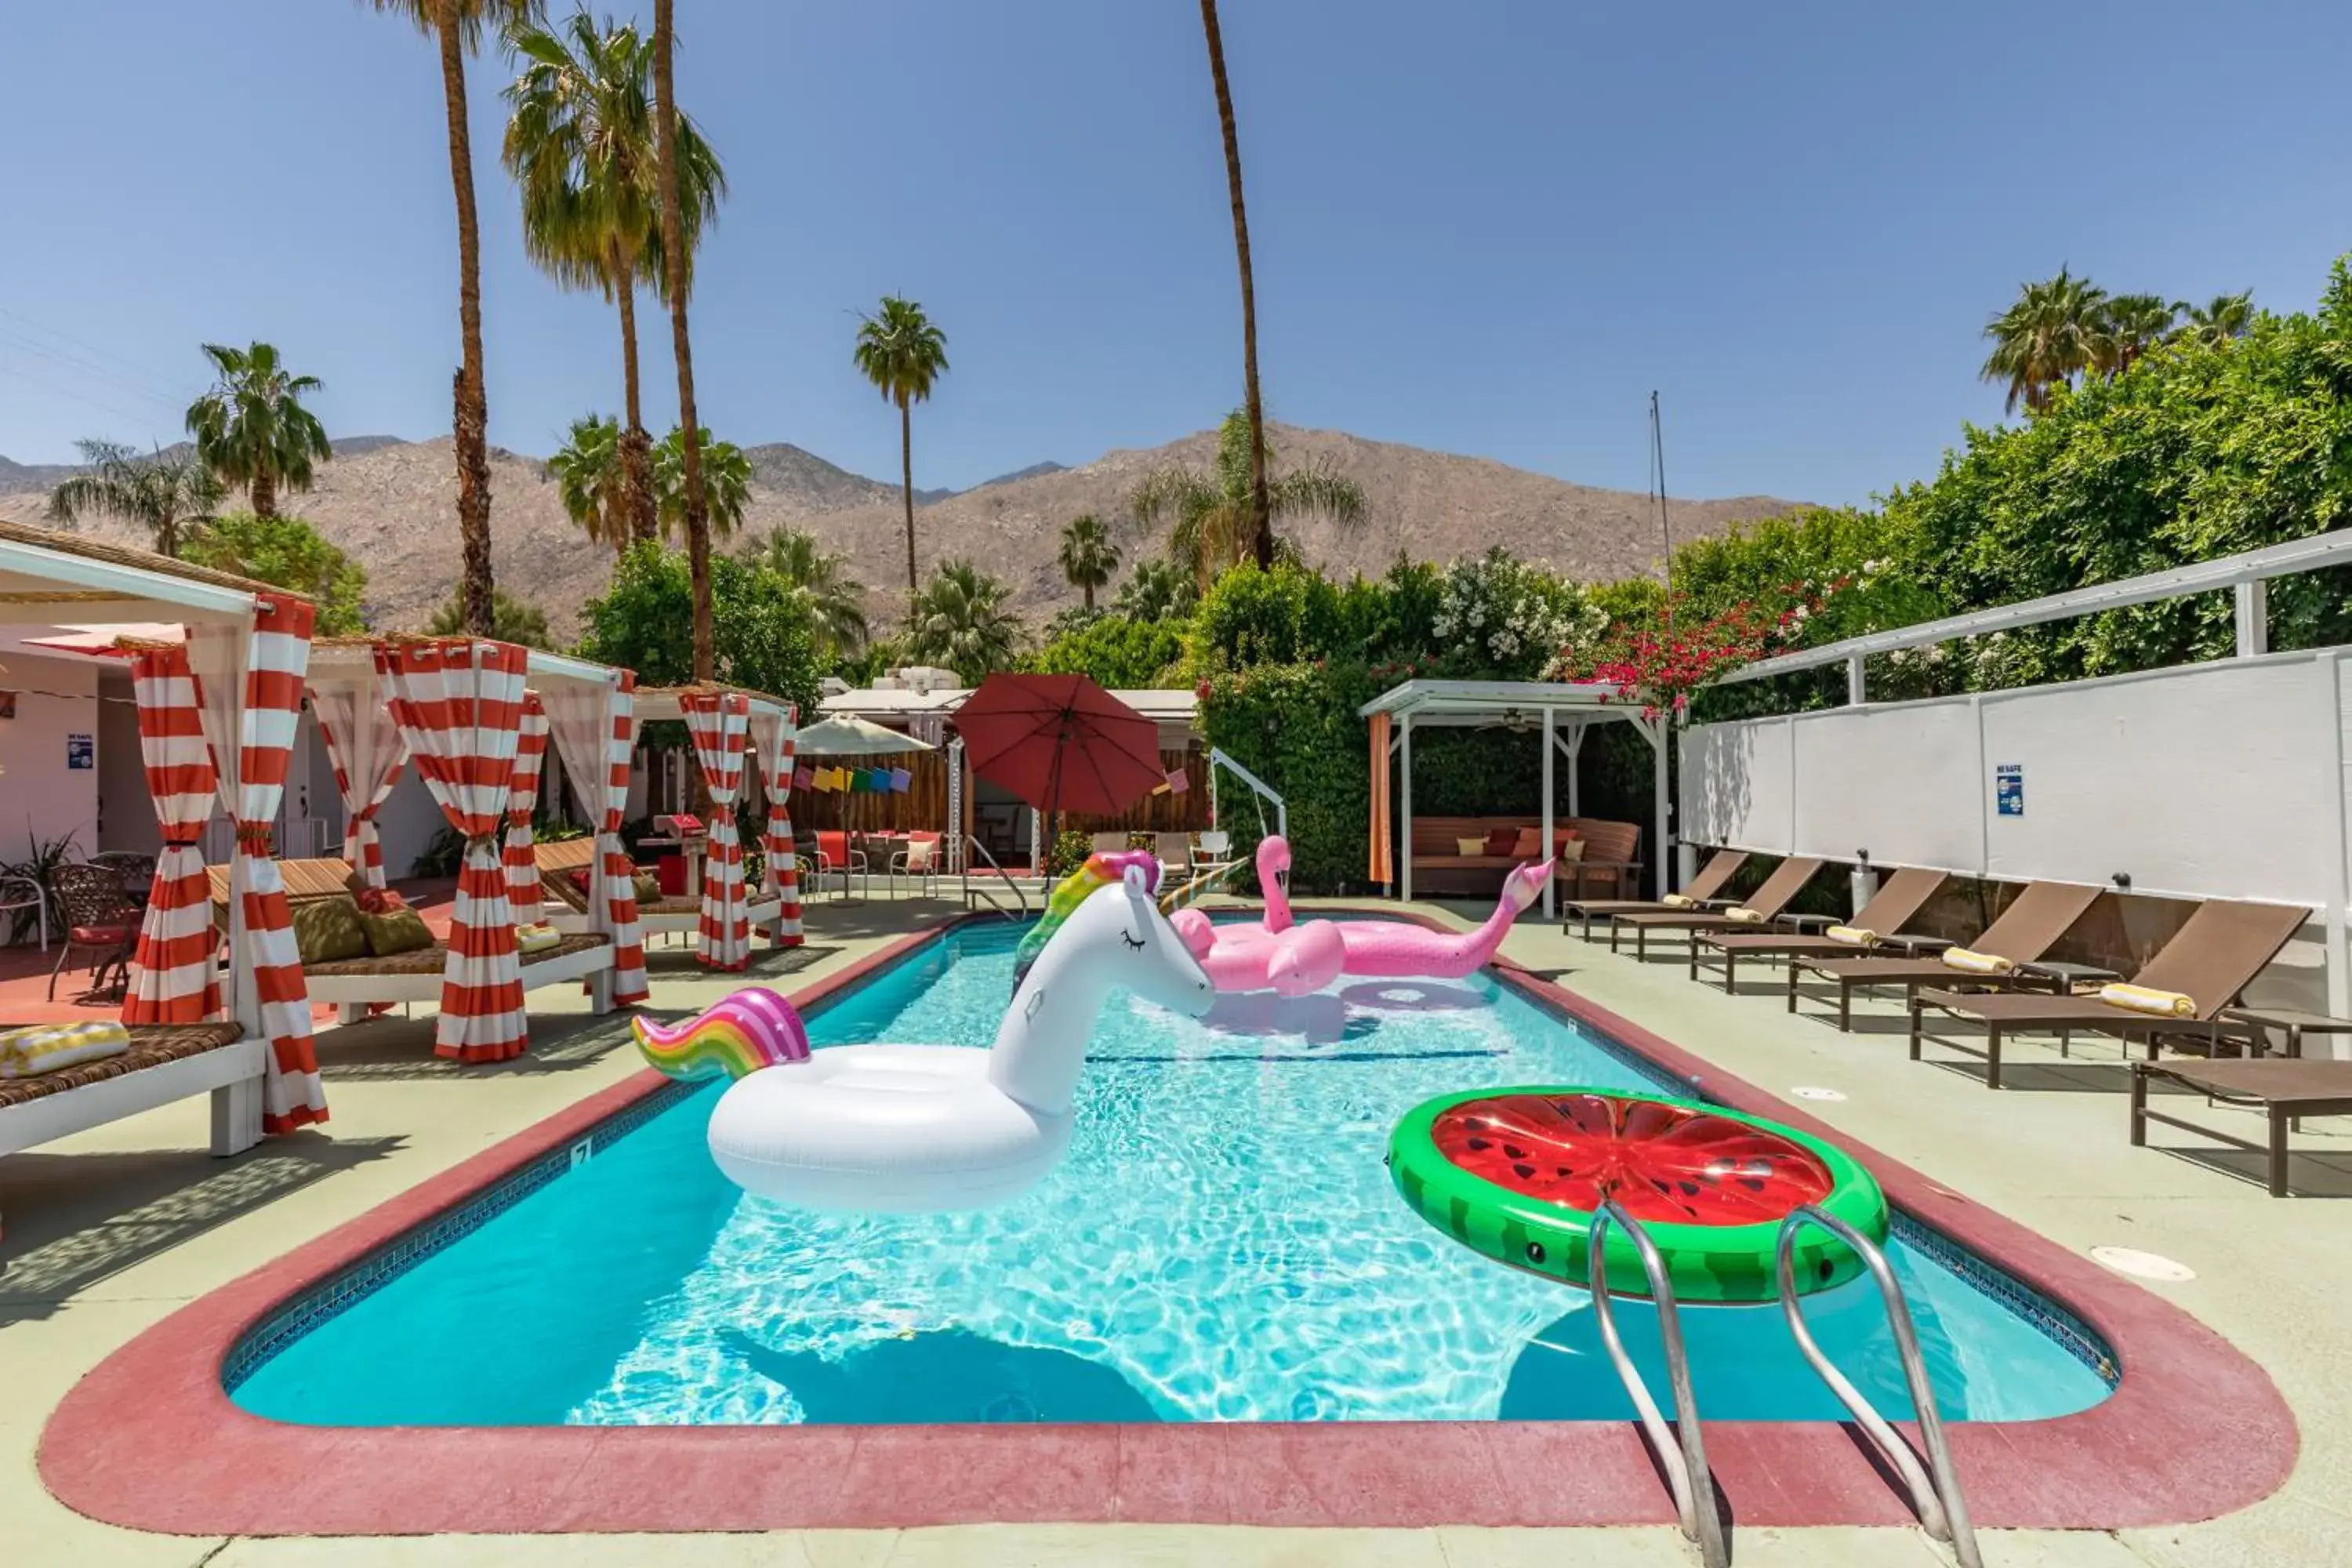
[953,673,1167,829]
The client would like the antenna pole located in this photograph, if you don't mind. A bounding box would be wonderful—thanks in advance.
[1652,390,1674,620]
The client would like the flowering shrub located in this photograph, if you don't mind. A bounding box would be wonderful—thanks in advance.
[1429,548,1609,677]
[1549,576,1857,718]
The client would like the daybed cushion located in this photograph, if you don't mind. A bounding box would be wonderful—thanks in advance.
[303,932,609,979]
[1455,837,1484,858]
[1,1021,130,1080]
[359,906,436,956]
[292,895,368,965]
[0,1022,244,1110]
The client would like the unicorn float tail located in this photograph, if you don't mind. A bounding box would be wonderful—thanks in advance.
[633,986,812,1081]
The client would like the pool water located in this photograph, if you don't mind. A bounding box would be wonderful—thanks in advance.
[232,923,2115,1427]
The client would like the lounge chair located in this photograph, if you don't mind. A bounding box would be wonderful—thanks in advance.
[1152,833,1194,887]
[537,838,779,938]
[2130,1058,2352,1196]
[1689,868,1949,993]
[1090,832,1131,855]
[1609,857,1825,961]
[1788,880,2103,1030]
[1911,899,2310,1090]
[0,1022,266,1163]
[1561,848,1749,941]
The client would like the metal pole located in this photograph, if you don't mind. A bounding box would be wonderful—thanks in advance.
[1540,706,1555,920]
[1399,713,1414,905]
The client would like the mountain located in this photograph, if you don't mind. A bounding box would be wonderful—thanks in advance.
[0,423,1805,643]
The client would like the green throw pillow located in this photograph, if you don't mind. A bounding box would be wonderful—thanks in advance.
[291,895,368,965]
[633,870,664,906]
[358,906,437,957]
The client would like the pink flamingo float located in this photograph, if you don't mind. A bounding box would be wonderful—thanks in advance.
[1170,836,1552,991]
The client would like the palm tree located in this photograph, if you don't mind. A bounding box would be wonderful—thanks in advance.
[654,426,749,542]
[851,296,950,600]
[1980,268,2110,415]
[2174,290,2256,350]
[545,413,630,554]
[2096,293,2178,376]
[745,524,870,658]
[1196,0,1271,566]
[1131,409,1367,589]
[183,342,332,518]
[1055,514,1120,614]
[46,439,223,557]
[364,0,533,635]
[647,0,716,681]
[1112,556,1200,622]
[502,10,724,543]
[906,558,1023,681]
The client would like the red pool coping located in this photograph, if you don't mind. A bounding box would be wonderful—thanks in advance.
[42,909,2295,1536]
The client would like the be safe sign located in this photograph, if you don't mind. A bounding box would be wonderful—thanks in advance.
[1994,763,2024,817]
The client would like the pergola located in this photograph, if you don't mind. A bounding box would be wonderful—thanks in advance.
[1358,678,1668,916]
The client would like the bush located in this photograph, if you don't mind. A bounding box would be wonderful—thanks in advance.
[577,542,822,714]
[1033,614,1187,688]
[183,511,368,633]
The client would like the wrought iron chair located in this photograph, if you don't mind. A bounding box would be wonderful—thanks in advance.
[89,850,158,909]
[0,873,49,951]
[49,862,143,1002]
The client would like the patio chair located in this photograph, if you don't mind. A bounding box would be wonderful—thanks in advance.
[888,831,942,897]
[1689,867,1950,992]
[1192,829,1235,878]
[2130,1057,2352,1196]
[0,873,48,952]
[1152,832,1193,887]
[1089,832,1130,855]
[48,862,140,1002]
[1788,879,2103,1030]
[1607,857,1825,962]
[89,850,158,905]
[1561,848,1748,941]
[1911,898,2311,1090]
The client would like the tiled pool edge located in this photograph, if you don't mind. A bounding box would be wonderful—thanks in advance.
[40,909,2297,1535]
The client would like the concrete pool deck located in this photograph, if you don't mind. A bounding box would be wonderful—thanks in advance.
[5,895,2350,1564]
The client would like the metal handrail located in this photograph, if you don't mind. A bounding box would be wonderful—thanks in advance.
[1774,1207,1981,1568]
[960,833,1032,922]
[1588,1202,1726,1568]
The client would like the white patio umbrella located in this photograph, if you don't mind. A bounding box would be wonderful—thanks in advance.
[793,716,934,835]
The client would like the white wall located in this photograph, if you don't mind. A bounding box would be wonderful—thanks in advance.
[96,668,159,857]
[1682,647,2351,1032]
[0,652,101,862]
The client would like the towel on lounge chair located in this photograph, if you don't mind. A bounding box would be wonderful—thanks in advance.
[1825,925,1876,946]
[1724,906,1766,924]
[0,1020,131,1079]
[1941,947,2015,975]
[517,922,564,954]
[2100,982,2198,1018]
[1660,893,1696,908]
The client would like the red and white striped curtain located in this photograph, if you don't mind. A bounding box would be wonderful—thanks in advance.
[122,644,221,1024]
[312,682,408,887]
[747,702,803,947]
[189,596,328,1132]
[542,670,648,1006]
[683,691,752,971]
[503,692,549,916]
[376,637,530,1063]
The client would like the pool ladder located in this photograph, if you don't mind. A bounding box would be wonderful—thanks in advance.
[1584,1203,1982,1568]
[958,834,1033,923]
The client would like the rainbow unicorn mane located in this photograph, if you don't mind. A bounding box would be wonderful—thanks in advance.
[633,986,811,1080]
[1013,849,1161,991]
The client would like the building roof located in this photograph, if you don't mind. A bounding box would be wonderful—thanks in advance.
[0,516,307,626]
[1357,678,1631,725]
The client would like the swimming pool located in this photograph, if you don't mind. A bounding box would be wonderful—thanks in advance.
[228,920,2114,1428]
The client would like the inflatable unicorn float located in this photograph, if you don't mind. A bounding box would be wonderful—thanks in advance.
[634,851,1211,1211]
[1169,834,1551,991]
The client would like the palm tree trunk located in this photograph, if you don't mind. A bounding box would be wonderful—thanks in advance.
[900,398,916,601]
[652,0,713,683]
[437,0,495,637]
[250,470,277,521]
[613,242,658,544]
[1199,0,1271,568]
[1083,582,1094,613]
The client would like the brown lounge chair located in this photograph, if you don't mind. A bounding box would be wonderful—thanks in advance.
[1788,880,2103,1030]
[1610,857,1824,961]
[2131,1058,2352,1197]
[1911,898,2310,1089]
[1690,868,1948,993]
[1561,849,1748,941]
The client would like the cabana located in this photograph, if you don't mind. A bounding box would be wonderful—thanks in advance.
[0,519,324,1163]
[1359,679,1669,917]
[302,639,641,1061]
[631,684,803,968]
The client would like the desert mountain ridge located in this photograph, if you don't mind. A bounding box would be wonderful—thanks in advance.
[0,425,1805,644]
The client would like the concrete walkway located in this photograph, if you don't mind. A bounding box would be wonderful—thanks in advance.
[3,897,2348,1566]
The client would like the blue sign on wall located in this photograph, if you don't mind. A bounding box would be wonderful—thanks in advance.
[67,732,94,771]
[1995,763,2024,816]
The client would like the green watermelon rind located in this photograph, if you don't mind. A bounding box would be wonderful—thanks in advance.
[1388,1084,1890,1305]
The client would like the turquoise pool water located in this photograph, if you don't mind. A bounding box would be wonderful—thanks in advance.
[231,923,2115,1427]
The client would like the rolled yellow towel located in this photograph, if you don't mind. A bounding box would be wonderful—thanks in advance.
[2100,982,2198,1018]
[1660,893,1695,909]
[0,1020,132,1080]
[1824,925,1878,946]
[516,922,564,954]
[1723,906,1766,924]
[1940,947,2015,975]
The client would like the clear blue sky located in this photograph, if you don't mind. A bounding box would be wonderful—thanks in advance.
[3,1,2348,506]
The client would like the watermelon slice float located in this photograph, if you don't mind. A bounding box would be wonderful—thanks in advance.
[1388,1087,1890,1304]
